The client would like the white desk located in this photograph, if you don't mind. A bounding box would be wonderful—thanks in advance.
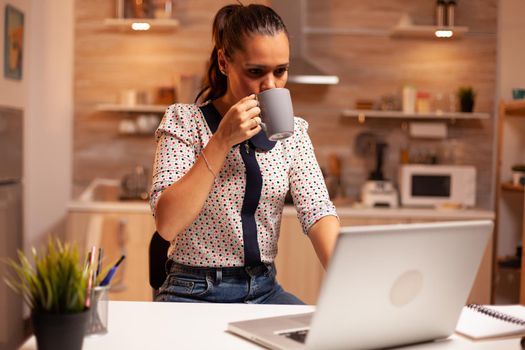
[20,301,522,349]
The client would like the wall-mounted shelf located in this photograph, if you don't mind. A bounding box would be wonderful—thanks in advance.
[504,100,525,116]
[390,25,468,39]
[96,103,167,113]
[341,109,490,121]
[389,14,468,39]
[103,18,179,31]
[501,182,525,193]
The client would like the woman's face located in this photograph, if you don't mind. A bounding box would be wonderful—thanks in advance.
[221,31,290,104]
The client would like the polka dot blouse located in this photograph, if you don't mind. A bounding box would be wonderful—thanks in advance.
[150,102,338,267]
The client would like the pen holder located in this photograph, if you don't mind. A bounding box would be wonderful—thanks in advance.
[86,285,110,336]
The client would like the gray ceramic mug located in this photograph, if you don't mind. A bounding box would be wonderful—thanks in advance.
[256,88,294,141]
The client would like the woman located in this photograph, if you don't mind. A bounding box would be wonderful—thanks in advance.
[150,3,340,304]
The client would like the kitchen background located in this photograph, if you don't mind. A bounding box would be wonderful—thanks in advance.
[74,0,496,208]
[0,1,524,348]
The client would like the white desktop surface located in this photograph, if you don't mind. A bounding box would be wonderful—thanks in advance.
[20,301,522,350]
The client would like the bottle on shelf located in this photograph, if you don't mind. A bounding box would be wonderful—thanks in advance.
[402,85,417,114]
[433,92,446,114]
[435,0,446,27]
[446,0,457,27]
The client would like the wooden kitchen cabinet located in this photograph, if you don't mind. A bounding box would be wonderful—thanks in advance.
[494,99,525,303]
[275,215,408,305]
[275,211,493,305]
[66,210,155,301]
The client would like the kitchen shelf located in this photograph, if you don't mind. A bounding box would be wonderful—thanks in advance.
[341,109,490,121]
[501,182,525,193]
[96,103,167,113]
[390,25,468,39]
[504,100,525,116]
[103,18,180,31]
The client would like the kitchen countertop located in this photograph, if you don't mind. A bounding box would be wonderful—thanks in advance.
[69,178,151,214]
[283,206,495,220]
[70,179,494,219]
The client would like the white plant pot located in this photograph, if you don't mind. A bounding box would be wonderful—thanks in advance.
[512,171,525,186]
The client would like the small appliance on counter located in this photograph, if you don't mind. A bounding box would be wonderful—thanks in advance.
[361,180,399,208]
[399,164,476,208]
[119,165,150,201]
[360,142,399,208]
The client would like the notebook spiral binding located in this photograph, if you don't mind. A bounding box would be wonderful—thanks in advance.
[468,304,525,326]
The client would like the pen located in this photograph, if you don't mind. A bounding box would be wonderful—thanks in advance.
[99,255,126,287]
[85,246,97,308]
[96,248,103,278]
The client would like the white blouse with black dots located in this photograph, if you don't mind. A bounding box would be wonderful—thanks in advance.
[150,102,338,267]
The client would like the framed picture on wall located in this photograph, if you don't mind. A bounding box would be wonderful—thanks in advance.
[3,4,24,80]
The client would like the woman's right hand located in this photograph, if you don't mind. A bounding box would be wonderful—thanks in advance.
[214,95,262,148]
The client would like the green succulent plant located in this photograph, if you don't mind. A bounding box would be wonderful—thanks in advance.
[3,238,91,314]
[512,164,525,172]
[457,86,476,112]
[457,86,476,100]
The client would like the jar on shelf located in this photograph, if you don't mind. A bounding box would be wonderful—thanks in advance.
[447,92,457,112]
[416,91,431,114]
[153,0,174,19]
[433,92,447,114]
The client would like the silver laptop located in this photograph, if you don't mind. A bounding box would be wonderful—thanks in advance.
[228,220,493,350]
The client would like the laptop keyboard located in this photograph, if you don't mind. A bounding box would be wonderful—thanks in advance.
[280,329,309,344]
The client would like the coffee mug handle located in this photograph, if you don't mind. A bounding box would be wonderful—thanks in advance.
[255,94,264,132]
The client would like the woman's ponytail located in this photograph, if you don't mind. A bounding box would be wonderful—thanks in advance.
[195,47,227,102]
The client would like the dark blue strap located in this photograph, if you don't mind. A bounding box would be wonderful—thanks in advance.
[239,141,262,266]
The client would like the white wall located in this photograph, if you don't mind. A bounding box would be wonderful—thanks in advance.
[498,0,525,100]
[496,0,525,257]
[0,0,73,250]
[24,0,74,250]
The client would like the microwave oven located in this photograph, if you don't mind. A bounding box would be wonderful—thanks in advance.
[399,165,476,207]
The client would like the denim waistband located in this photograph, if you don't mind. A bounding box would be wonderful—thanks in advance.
[167,261,272,278]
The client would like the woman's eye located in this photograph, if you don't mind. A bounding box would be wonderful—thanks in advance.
[248,69,263,76]
[274,67,288,77]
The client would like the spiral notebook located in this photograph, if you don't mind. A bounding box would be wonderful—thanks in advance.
[455,304,525,340]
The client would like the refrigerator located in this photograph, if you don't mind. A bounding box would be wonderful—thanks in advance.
[0,106,24,349]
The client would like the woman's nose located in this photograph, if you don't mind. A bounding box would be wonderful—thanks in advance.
[260,75,276,91]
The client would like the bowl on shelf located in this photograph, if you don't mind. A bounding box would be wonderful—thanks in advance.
[512,88,525,100]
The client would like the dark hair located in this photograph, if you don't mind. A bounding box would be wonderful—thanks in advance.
[195,4,288,103]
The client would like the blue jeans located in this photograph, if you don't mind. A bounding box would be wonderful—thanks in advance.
[155,262,304,305]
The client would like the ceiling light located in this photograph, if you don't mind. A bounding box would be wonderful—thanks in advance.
[131,22,151,31]
[435,29,453,38]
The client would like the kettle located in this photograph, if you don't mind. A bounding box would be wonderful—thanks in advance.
[120,165,149,200]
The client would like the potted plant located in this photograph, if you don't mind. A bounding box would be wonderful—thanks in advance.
[3,238,92,350]
[457,86,476,112]
[512,164,525,186]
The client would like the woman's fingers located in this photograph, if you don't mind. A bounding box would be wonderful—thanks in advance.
[246,125,262,138]
[235,97,258,116]
[245,105,261,120]
[216,94,264,146]
[242,116,261,130]
[241,114,262,130]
